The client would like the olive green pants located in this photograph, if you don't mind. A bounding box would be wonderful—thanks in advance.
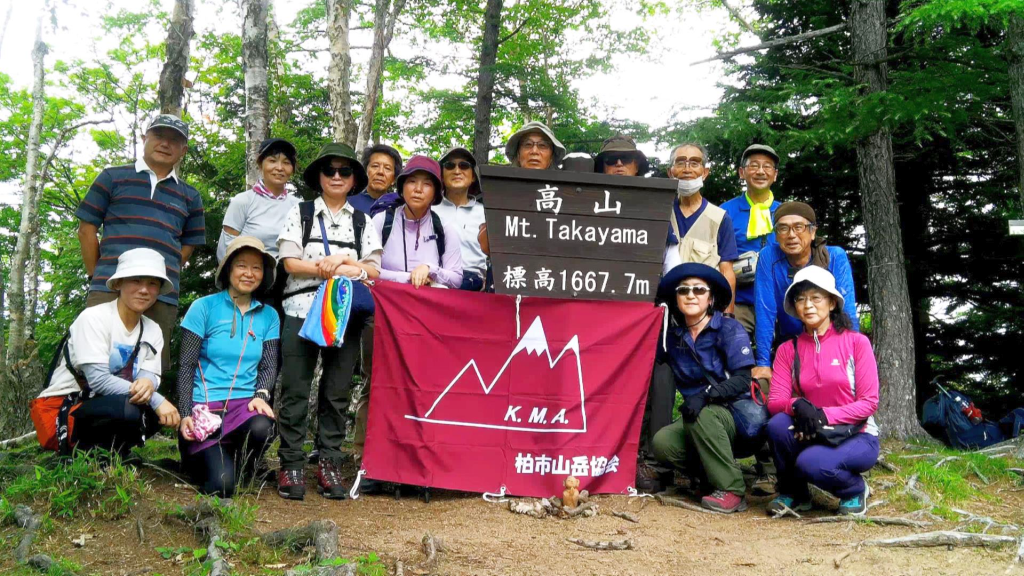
[651,404,745,495]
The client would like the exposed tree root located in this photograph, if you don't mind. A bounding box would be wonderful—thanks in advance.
[949,508,1019,534]
[807,516,930,528]
[770,504,802,519]
[655,494,722,515]
[261,520,340,562]
[611,511,640,523]
[861,530,1016,548]
[14,505,42,563]
[904,474,932,506]
[567,538,633,551]
[421,532,446,571]
[0,431,36,450]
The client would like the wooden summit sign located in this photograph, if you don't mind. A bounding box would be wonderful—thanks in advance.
[479,166,676,303]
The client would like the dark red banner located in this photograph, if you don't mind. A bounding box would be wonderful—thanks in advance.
[361,282,662,497]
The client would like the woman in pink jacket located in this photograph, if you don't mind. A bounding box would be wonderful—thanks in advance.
[766,266,879,516]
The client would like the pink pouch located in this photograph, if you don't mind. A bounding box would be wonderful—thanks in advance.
[191,404,223,442]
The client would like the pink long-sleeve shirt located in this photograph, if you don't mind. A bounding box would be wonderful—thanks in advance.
[372,208,463,288]
[768,326,880,436]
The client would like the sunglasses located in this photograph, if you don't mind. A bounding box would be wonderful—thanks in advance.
[321,165,354,178]
[676,285,711,296]
[604,152,636,165]
[443,160,473,171]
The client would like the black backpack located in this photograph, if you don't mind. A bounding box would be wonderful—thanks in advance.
[281,201,367,299]
[380,206,446,266]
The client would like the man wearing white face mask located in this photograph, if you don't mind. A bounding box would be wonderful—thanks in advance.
[663,143,738,313]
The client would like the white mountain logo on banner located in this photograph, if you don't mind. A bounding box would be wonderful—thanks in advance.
[405,316,587,433]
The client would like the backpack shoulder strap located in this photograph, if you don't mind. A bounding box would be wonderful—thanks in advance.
[299,200,316,247]
[789,336,803,397]
[430,210,446,265]
[43,332,73,391]
[351,209,366,260]
[382,206,397,247]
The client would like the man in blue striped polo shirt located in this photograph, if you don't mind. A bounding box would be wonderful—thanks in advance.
[76,114,206,371]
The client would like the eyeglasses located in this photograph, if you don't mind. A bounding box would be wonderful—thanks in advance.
[673,158,704,169]
[676,285,711,296]
[795,294,828,306]
[321,165,354,178]
[443,160,473,171]
[775,223,813,236]
[744,162,776,173]
[604,152,636,165]
[521,140,551,152]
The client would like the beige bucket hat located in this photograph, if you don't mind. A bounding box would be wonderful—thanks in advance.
[216,236,277,293]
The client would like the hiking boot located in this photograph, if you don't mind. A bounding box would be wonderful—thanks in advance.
[751,473,778,497]
[838,484,869,516]
[701,490,748,513]
[767,494,812,516]
[635,462,666,493]
[317,460,348,500]
[277,469,306,501]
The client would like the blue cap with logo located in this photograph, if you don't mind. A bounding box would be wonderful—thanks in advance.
[147,114,189,141]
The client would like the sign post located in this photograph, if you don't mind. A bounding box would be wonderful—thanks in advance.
[479,166,676,303]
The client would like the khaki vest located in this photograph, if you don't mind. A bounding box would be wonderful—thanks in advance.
[670,202,725,267]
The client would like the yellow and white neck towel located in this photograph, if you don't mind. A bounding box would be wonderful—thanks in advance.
[746,191,775,239]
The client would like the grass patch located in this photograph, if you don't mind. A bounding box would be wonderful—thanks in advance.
[2,449,148,520]
[131,434,180,463]
[290,553,388,576]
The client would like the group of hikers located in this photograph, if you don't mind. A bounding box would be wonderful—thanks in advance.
[28,112,880,518]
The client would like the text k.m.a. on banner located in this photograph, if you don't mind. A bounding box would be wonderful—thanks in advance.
[361,282,663,498]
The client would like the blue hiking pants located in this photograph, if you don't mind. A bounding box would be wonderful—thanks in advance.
[767,412,879,500]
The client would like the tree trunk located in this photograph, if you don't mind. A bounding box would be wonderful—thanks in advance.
[267,6,289,129]
[157,0,195,117]
[356,0,406,153]
[1008,13,1024,213]
[472,0,502,164]
[850,0,921,438]
[6,16,47,367]
[243,0,270,186]
[326,0,356,145]
[23,202,42,342]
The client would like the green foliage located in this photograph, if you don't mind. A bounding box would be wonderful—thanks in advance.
[175,495,258,537]
[290,553,388,576]
[2,449,148,520]
[668,0,1024,414]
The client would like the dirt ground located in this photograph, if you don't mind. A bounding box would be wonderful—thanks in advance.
[8,463,1024,576]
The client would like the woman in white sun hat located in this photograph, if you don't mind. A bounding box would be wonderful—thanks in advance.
[31,248,179,456]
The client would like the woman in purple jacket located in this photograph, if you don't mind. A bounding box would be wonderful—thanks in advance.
[371,155,463,289]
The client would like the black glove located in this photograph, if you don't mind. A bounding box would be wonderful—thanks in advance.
[681,390,710,423]
[792,398,827,439]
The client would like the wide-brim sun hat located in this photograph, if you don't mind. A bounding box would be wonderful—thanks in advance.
[439,147,482,197]
[105,247,173,295]
[216,236,277,293]
[594,134,649,175]
[396,155,443,206]
[783,265,845,318]
[302,142,368,194]
[657,263,732,314]
[504,121,567,168]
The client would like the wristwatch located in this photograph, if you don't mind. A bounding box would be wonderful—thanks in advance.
[254,389,271,399]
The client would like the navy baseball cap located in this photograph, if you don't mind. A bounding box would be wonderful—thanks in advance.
[147,114,189,140]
